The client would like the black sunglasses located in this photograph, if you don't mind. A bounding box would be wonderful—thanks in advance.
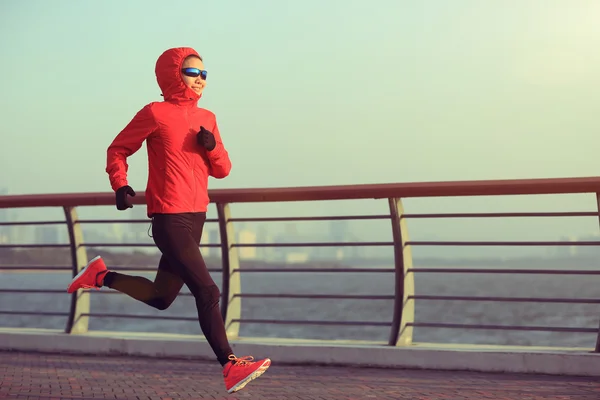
[181,68,207,80]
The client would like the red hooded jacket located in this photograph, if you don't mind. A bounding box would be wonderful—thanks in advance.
[106,47,231,217]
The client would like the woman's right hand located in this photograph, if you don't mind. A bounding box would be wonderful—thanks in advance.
[115,185,136,210]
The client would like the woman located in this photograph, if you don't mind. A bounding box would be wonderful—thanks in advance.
[67,47,270,394]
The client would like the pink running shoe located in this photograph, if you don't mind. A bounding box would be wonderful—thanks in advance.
[222,354,271,393]
[66,256,108,293]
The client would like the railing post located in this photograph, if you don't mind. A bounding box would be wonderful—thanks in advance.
[216,202,242,339]
[387,197,415,346]
[64,206,90,334]
[594,319,600,353]
[594,193,600,352]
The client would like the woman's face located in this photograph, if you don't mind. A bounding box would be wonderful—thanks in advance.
[181,56,207,96]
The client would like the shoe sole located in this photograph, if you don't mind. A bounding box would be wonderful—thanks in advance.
[66,255,103,293]
[227,359,271,394]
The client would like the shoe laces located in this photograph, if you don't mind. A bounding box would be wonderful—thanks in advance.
[228,355,254,366]
[79,271,107,290]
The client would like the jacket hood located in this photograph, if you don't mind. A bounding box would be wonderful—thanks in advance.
[155,47,202,104]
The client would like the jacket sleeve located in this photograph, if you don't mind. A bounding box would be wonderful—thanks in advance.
[207,120,232,179]
[106,104,157,191]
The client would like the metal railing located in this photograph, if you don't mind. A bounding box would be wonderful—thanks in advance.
[2,176,600,350]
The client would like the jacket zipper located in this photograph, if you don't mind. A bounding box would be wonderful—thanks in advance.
[184,107,197,210]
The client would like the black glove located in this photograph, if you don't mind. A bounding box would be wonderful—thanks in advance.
[115,185,136,210]
[196,126,216,151]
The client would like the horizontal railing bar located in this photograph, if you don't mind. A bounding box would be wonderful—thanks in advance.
[0,244,70,248]
[3,176,600,208]
[408,268,600,275]
[84,290,195,297]
[407,241,600,246]
[410,295,600,304]
[81,313,198,321]
[0,289,66,294]
[84,290,389,299]
[82,243,169,247]
[231,318,391,327]
[0,220,66,226]
[84,243,222,248]
[229,215,390,222]
[235,293,394,300]
[233,268,395,273]
[106,266,221,273]
[0,311,69,317]
[233,242,393,248]
[0,266,72,271]
[403,211,599,219]
[408,322,597,333]
[82,314,390,326]
[78,218,219,224]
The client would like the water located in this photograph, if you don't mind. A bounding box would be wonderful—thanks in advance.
[2,266,600,348]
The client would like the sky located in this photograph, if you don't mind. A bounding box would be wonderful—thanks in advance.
[1,0,600,255]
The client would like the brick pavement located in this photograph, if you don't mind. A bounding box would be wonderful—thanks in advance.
[1,351,599,400]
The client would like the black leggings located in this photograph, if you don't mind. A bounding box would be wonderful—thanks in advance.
[102,212,234,366]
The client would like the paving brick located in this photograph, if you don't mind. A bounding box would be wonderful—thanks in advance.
[1,351,600,399]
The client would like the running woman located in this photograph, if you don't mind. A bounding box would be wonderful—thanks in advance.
[67,47,271,394]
